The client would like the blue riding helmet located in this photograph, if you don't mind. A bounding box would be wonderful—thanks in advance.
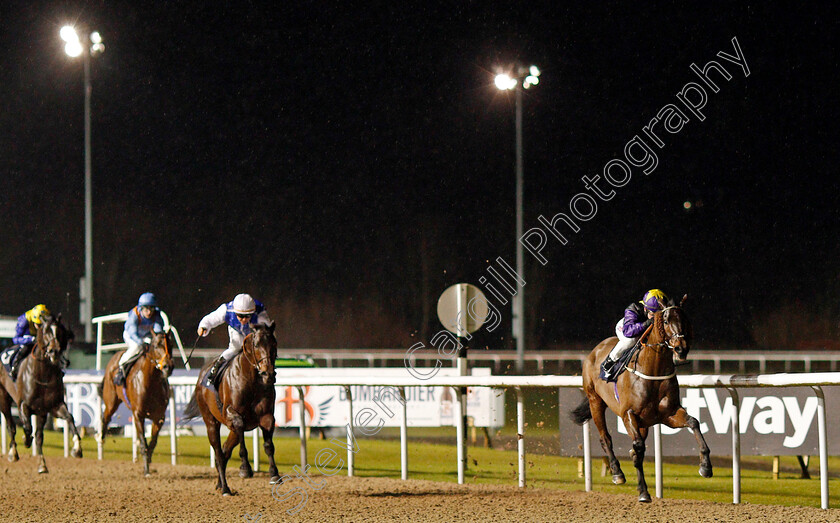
[138,292,158,308]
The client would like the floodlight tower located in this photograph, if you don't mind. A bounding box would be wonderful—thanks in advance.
[61,25,105,342]
[495,65,540,374]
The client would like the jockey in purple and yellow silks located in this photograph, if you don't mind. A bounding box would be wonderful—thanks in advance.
[600,289,669,381]
[113,292,165,386]
[10,304,52,379]
[196,293,272,388]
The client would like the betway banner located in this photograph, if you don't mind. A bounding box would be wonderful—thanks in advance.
[558,387,836,456]
[64,368,505,429]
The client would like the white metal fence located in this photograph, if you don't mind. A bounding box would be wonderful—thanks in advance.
[0,372,835,509]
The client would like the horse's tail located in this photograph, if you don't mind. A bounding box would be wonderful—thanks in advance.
[181,388,201,424]
[97,375,104,399]
[569,398,592,426]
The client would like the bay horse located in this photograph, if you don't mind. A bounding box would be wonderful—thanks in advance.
[0,315,83,472]
[98,329,174,476]
[183,323,280,495]
[570,296,712,502]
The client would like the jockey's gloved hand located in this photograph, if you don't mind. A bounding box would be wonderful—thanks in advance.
[642,318,654,329]
[143,336,152,344]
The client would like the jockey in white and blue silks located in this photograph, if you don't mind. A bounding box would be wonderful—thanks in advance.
[197,293,272,387]
[114,292,165,386]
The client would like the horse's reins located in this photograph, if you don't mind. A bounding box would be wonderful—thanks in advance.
[241,332,271,371]
[626,307,684,381]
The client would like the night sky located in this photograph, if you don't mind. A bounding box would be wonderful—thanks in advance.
[1,2,838,352]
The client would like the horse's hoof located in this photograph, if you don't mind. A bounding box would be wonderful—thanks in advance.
[23,437,32,449]
[38,466,48,474]
[222,490,233,497]
[239,468,254,479]
[638,492,651,503]
[700,465,713,478]
[8,451,18,462]
[71,449,83,459]
[612,474,626,485]
[145,473,151,478]
[269,475,282,485]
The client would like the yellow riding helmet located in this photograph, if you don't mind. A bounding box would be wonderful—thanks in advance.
[641,289,668,312]
[27,304,51,325]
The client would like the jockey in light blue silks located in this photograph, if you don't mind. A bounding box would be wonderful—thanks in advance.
[196,293,272,388]
[113,292,165,386]
[600,289,670,381]
[8,304,51,379]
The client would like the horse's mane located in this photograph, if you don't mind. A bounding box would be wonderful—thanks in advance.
[653,310,667,341]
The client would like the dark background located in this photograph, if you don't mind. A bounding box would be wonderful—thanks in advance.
[1,2,837,352]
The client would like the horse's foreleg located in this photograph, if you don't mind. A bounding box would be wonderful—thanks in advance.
[588,397,624,484]
[52,403,83,458]
[146,417,164,475]
[226,412,252,479]
[260,414,280,484]
[133,416,150,476]
[34,414,47,474]
[623,410,650,503]
[19,403,32,448]
[664,407,712,478]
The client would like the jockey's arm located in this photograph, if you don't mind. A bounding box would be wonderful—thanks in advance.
[254,309,272,327]
[621,307,652,338]
[12,315,34,346]
[197,303,228,336]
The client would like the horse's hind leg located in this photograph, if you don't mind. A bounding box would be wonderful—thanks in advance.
[206,418,231,495]
[664,407,712,478]
[260,413,280,484]
[623,410,650,502]
[34,414,47,474]
[52,403,83,458]
[98,379,121,450]
[588,397,624,484]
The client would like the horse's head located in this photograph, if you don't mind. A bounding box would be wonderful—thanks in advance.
[657,295,692,363]
[147,328,174,378]
[36,314,73,365]
[244,323,277,385]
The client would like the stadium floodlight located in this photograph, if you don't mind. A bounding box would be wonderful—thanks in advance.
[60,25,79,43]
[492,63,542,373]
[59,23,105,342]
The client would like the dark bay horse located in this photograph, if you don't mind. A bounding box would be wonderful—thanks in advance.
[183,323,280,495]
[0,315,83,472]
[570,297,712,502]
[99,329,174,476]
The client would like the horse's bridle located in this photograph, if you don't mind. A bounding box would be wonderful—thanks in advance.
[241,332,272,371]
[34,324,62,362]
[150,332,172,371]
[641,306,685,351]
[631,307,686,381]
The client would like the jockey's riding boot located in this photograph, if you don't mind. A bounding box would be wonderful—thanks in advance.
[600,356,618,381]
[204,356,226,388]
[10,358,22,381]
[113,366,126,387]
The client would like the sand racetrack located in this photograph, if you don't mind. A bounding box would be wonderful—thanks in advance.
[0,454,837,522]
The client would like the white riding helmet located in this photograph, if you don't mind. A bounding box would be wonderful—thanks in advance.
[232,293,256,315]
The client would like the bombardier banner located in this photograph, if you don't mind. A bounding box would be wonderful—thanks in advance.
[63,368,505,430]
[558,387,836,456]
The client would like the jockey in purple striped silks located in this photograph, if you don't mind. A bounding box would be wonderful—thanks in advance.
[600,289,670,381]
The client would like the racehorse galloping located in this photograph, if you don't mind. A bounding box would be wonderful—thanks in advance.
[99,329,174,476]
[183,323,280,495]
[0,315,83,472]
[570,296,712,502]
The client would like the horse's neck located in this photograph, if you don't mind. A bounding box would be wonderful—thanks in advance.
[637,329,673,374]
